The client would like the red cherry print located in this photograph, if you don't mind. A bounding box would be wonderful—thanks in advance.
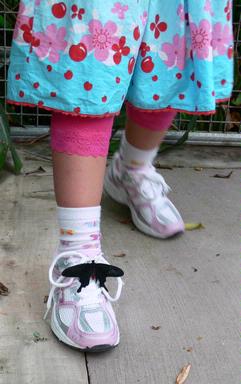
[50,92,57,97]
[179,94,185,100]
[152,75,158,81]
[153,94,160,101]
[190,72,195,81]
[15,74,21,80]
[197,80,202,88]
[33,82,39,89]
[38,101,44,107]
[133,26,140,41]
[64,70,73,80]
[190,49,193,60]
[74,107,81,113]
[221,79,226,85]
[52,2,67,18]
[141,56,154,73]
[102,96,107,103]
[69,43,87,62]
[116,77,121,84]
[47,65,52,72]
[227,46,233,59]
[212,91,215,96]
[19,91,24,98]
[84,82,93,91]
[176,73,182,79]
[128,57,135,75]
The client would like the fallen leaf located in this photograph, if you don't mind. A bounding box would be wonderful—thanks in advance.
[194,167,203,171]
[192,267,198,272]
[33,331,47,343]
[25,166,46,176]
[0,282,9,296]
[212,171,233,179]
[119,218,132,225]
[113,253,126,258]
[151,325,161,330]
[43,295,49,303]
[176,364,191,384]
[186,347,193,352]
[185,223,205,231]
[155,162,173,170]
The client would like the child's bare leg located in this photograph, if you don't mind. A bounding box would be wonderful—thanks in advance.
[53,153,106,208]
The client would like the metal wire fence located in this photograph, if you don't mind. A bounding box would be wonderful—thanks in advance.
[0,0,240,141]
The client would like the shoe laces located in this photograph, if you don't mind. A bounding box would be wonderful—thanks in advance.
[128,165,171,200]
[44,250,124,320]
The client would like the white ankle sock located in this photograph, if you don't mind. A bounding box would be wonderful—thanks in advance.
[56,206,101,258]
[120,133,158,168]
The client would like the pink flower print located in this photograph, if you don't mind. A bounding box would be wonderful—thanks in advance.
[140,11,148,26]
[204,0,214,16]
[34,24,68,63]
[162,34,186,70]
[112,36,130,64]
[177,4,185,21]
[190,19,211,59]
[13,2,30,40]
[111,2,129,20]
[211,23,232,55]
[150,15,167,39]
[81,20,119,62]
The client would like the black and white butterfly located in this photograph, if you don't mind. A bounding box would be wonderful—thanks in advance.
[62,261,124,293]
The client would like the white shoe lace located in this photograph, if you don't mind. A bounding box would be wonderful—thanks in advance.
[44,250,124,320]
[129,165,171,200]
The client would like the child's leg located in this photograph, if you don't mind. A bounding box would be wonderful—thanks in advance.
[47,113,123,351]
[105,106,184,238]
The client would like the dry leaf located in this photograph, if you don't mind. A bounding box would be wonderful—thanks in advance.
[176,364,191,384]
[151,325,161,330]
[119,218,132,225]
[155,162,173,170]
[185,223,205,231]
[186,347,193,352]
[25,166,46,176]
[0,282,9,296]
[43,295,49,303]
[113,253,126,258]
[194,167,203,171]
[212,171,233,179]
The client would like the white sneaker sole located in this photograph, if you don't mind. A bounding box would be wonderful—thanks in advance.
[50,305,119,352]
[104,173,184,239]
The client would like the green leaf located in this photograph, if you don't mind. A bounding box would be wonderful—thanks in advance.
[0,104,23,174]
[159,115,197,153]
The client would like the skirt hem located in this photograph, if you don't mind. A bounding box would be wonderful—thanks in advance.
[7,97,231,118]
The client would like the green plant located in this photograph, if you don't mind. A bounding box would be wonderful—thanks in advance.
[0,104,23,173]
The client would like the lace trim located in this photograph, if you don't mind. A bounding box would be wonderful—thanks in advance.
[51,129,111,157]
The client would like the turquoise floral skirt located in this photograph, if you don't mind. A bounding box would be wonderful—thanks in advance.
[7,0,234,117]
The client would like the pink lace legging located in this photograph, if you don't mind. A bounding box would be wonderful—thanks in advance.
[51,105,176,157]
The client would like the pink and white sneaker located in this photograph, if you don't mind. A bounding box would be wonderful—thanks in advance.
[44,250,124,352]
[104,152,185,239]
